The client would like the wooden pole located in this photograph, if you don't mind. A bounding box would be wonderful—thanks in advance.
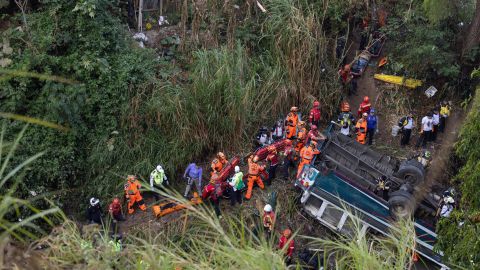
[138,0,144,31]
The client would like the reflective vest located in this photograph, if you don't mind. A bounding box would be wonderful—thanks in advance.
[297,127,306,141]
[248,160,263,175]
[150,169,165,185]
[211,160,223,172]
[356,119,367,144]
[263,211,275,229]
[440,105,450,117]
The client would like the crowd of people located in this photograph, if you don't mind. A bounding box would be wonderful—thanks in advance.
[85,97,453,260]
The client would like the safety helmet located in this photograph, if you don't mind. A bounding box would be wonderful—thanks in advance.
[443,196,454,204]
[234,166,240,173]
[313,100,320,107]
[113,198,120,204]
[290,106,298,112]
[90,197,100,207]
[156,165,163,172]
[298,121,306,127]
[311,125,318,130]
[218,152,226,159]
[370,108,375,113]
[264,204,272,212]
[362,112,368,117]
[363,96,370,103]
[341,101,350,112]
[423,151,431,159]
[127,175,136,181]
[283,229,292,238]
[253,156,259,163]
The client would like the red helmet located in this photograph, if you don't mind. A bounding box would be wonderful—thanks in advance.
[313,100,320,107]
[113,198,120,204]
[311,125,318,130]
[283,229,292,238]
[363,96,370,103]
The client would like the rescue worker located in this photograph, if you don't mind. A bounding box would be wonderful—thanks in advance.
[294,121,307,154]
[285,107,299,140]
[282,140,295,178]
[218,152,228,167]
[418,112,434,148]
[437,196,455,218]
[150,165,168,201]
[355,113,368,145]
[266,146,279,186]
[366,108,378,145]
[203,181,222,218]
[398,112,414,146]
[87,197,103,225]
[357,96,371,117]
[211,158,222,176]
[338,64,351,89]
[308,100,321,127]
[263,204,275,236]
[416,150,431,168]
[183,162,203,198]
[228,166,244,206]
[245,155,266,200]
[375,176,390,201]
[432,108,440,141]
[271,120,284,141]
[297,141,320,178]
[278,228,295,263]
[108,197,125,222]
[124,175,147,214]
[304,125,326,147]
[338,101,356,136]
[439,101,451,133]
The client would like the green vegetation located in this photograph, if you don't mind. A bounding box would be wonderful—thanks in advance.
[436,85,480,267]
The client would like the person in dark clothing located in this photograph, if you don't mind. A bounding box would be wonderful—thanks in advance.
[366,108,378,145]
[266,146,279,185]
[87,197,103,225]
[399,112,414,146]
[350,76,358,96]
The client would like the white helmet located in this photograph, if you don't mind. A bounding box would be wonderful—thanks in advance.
[234,166,240,173]
[90,197,99,207]
[444,196,454,204]
[156,165,163,172]
[264,204,272,212]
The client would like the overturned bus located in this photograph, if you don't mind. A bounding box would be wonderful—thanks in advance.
[295,124,449,269]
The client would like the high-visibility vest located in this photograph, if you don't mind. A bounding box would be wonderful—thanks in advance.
[150,170,165,185]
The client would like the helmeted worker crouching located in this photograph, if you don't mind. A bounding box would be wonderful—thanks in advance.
[297,141,320,178]
[245,155,265,200]
[124,175,147,214]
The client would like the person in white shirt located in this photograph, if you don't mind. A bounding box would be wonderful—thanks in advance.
[432,108,440,141]
[399,112,414,146]
[419,112,433,148]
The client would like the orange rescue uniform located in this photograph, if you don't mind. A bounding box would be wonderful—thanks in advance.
[355,119,368,144]
[211,159,223,175]
[124,179,147,214]
[297,145,320,178]
[294,127,307,159]
[285,112,299,139]
[245,158,265,200]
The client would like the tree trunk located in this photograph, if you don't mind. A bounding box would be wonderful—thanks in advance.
[462,0,480,57]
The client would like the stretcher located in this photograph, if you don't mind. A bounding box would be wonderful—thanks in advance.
[203,157,241,200]
[373,74,423,89]
[152,192,202,218]
[350,51,372,77]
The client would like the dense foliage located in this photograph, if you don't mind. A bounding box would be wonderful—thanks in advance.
[436,86,480,267]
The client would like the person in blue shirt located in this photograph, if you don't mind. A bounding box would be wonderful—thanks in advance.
[366,108,378,145]
[183,162,203,198]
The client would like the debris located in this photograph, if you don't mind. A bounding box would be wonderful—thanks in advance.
[374,74,423,89]
[425,86,438,98]
[256,1,267,13]
[158,16,169,26]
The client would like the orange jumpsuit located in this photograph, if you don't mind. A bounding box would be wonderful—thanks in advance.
[355,119,368,144]
[294,127,307,154]
[211,160,223,176]
[285,112,299,139]
[124,179,146,214]
[219,156,228,167]
[245,158,265,200]
[297,145,320,178]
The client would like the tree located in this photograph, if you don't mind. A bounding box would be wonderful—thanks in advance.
[463,0,480,56]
